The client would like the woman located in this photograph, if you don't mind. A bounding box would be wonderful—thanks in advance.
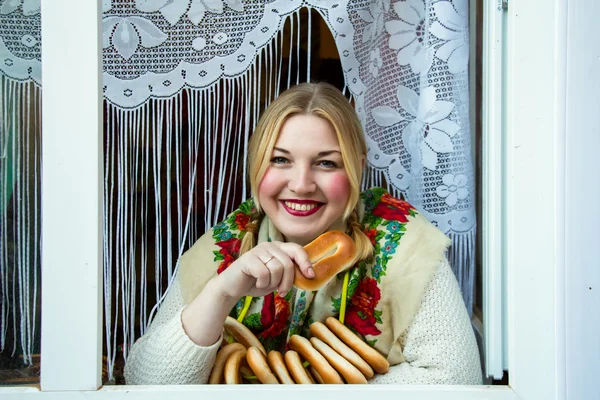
[124,82,482,385]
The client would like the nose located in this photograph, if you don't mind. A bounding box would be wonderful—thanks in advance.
[288,164,317,194]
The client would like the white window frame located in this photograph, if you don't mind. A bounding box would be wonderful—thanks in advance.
[0,0,570,398]
[481,0,507,380]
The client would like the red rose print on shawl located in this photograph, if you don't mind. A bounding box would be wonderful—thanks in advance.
[372,193,414,223]
[364,228,378,246]
[259,293,290,339]
[217,237,241,256]
[216,238,241,274]
[235,213,250,231]
[345,277,382,336]
[216,254,235,274]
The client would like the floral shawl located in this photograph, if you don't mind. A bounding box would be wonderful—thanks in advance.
[177,187,450,365]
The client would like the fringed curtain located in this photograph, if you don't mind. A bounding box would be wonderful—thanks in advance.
[0,0,42,375]
[0,0,475,384]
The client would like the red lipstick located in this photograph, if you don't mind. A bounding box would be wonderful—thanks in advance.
[280,200,323,217]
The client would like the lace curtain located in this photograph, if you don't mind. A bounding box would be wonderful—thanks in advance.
[0,0,475,382]
[0,0,42,368]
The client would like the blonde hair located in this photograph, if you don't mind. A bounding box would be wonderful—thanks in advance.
[240,82,373,262]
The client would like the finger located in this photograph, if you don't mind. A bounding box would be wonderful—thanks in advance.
[246,245,286,292]
[260,243,294,268]
[264,256,285,291]
[277,258,295,297]
[280,243,314,279]
[246,258,271,289]
[257,243,296,296]
[253,247,276,265]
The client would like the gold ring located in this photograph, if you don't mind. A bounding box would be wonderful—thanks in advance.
[263,255,275,264]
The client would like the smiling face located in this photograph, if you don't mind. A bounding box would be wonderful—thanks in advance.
[257,114,351,245]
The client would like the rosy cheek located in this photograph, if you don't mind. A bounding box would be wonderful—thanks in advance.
[327,173,351,202]
[257,168,278,199]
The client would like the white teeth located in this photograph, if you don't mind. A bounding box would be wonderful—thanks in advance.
[284,201,318,211]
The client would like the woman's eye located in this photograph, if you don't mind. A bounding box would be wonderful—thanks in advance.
[271,156,289,165]
[318,160,338,168]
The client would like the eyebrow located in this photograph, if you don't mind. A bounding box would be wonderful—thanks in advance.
[273,147,342,157]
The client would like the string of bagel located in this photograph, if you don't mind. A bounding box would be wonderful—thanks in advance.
[208,231,390,384]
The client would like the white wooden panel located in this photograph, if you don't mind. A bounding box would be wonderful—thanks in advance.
[1,385,519,400]
[506,0,567,399]
[481,0,506,380]
[501,10,509,376]
[40,0,103,391]
[565,1,600,398]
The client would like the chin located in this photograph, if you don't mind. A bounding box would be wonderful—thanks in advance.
[283,228,324,246]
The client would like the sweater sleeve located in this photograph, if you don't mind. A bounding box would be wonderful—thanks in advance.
[123,277,222,385]
[368,259,483,385]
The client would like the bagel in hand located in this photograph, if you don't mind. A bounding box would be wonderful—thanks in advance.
[294,231,358,291]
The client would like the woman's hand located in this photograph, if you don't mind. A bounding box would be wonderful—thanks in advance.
[213,241,315,300]
[181,241,313,346]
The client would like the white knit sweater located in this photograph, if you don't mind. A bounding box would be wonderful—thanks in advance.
[124,259,482,385]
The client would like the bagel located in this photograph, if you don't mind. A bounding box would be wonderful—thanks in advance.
[310,337,367,384]
[240,365,256,383]
[288,334,344,384]
[309,366,325,384]
[304,365,316,383]
[209,342,245,384]
[246,346,280,384]
[267,350,295,384]
[325,317,389,374]
[294,231,358,291]
[309,321,374,379]
[223,316,266,355]
[224,347,247,384]
[284,350,313,384]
